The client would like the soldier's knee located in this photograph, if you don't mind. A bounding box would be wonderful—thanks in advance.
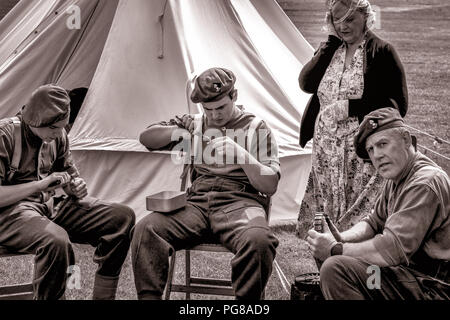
[111,204,136,229]
[131,213,162,245]
[44,227,71,253]
[241,227,278,254]
[320,255,350,286]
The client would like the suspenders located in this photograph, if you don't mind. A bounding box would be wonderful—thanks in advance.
[180,114,203,191]
[247,116,263,154]
[5,117,57,185]
[178,114,263,191]
[6,117,22,183]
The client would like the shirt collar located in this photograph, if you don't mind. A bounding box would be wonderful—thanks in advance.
[392,152,419,186]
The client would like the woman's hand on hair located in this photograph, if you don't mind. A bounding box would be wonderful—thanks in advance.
[325,12,339,38]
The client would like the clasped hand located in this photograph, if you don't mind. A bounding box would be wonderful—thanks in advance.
[205,136,248,165]
[41,172,88,199]
[65,177,88,199]
[321,101,348,123]
[175,114,196,133]
[306,217,338,262]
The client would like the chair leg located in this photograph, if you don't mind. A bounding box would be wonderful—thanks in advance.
[164,246,239,300]
[165,251,177,300]
[185,250,191,300]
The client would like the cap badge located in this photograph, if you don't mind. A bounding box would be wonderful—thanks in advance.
[213,83,222,92]
[369,120,378,129]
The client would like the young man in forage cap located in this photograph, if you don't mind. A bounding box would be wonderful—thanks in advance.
[133,67,280,300]
[0,84,135,300]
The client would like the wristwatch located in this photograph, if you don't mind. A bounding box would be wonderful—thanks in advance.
[330,242,343,256]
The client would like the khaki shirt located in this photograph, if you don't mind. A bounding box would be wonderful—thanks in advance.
[0,117,78,196]
[362,152,450,266]
[146,107,280,183]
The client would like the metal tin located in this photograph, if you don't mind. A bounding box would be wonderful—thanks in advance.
[146,191,187,213]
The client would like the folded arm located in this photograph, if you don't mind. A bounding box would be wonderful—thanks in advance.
[308,220,389,266]
[139,124,181,150]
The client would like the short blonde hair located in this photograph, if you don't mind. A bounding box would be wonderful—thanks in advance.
[387,127,411,143]
[325,0,376,32]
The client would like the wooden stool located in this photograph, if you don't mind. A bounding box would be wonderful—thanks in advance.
[0,246,33,300]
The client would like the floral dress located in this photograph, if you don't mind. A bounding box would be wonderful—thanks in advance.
[297,38,384,237]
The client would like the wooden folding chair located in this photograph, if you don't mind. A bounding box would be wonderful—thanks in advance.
[164,197,271,300]
[0,246,33,300]
[163,115,272,299]
[165,242,235,299]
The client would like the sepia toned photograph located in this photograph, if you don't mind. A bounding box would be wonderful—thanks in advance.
[0,0,448,314]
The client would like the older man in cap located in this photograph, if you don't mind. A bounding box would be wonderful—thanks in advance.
[307,107,449,299]
[132,67,280,300]
[0,84,135,300]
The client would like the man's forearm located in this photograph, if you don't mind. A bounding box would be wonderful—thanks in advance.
[343,240,390,267]
[0,181,44,208]
[241,154,279,196]
[139,125,180,150]
[340,221,376,243]
[338,222,390,267]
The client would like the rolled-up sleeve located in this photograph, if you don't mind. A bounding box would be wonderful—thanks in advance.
[250,121,281,177]
[143,117,187,152]
[370,184,440,266]
[361,188,388,234]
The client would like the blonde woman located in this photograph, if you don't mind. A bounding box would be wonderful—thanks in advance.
[297,0,408,236]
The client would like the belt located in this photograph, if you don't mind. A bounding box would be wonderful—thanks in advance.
[411,253,450,283]
[193,176,256,193]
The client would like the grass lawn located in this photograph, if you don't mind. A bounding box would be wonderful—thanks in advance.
[0,0,449,300]
[0,225,316,300]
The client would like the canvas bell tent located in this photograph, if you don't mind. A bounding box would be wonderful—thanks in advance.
[0,0,314,224]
